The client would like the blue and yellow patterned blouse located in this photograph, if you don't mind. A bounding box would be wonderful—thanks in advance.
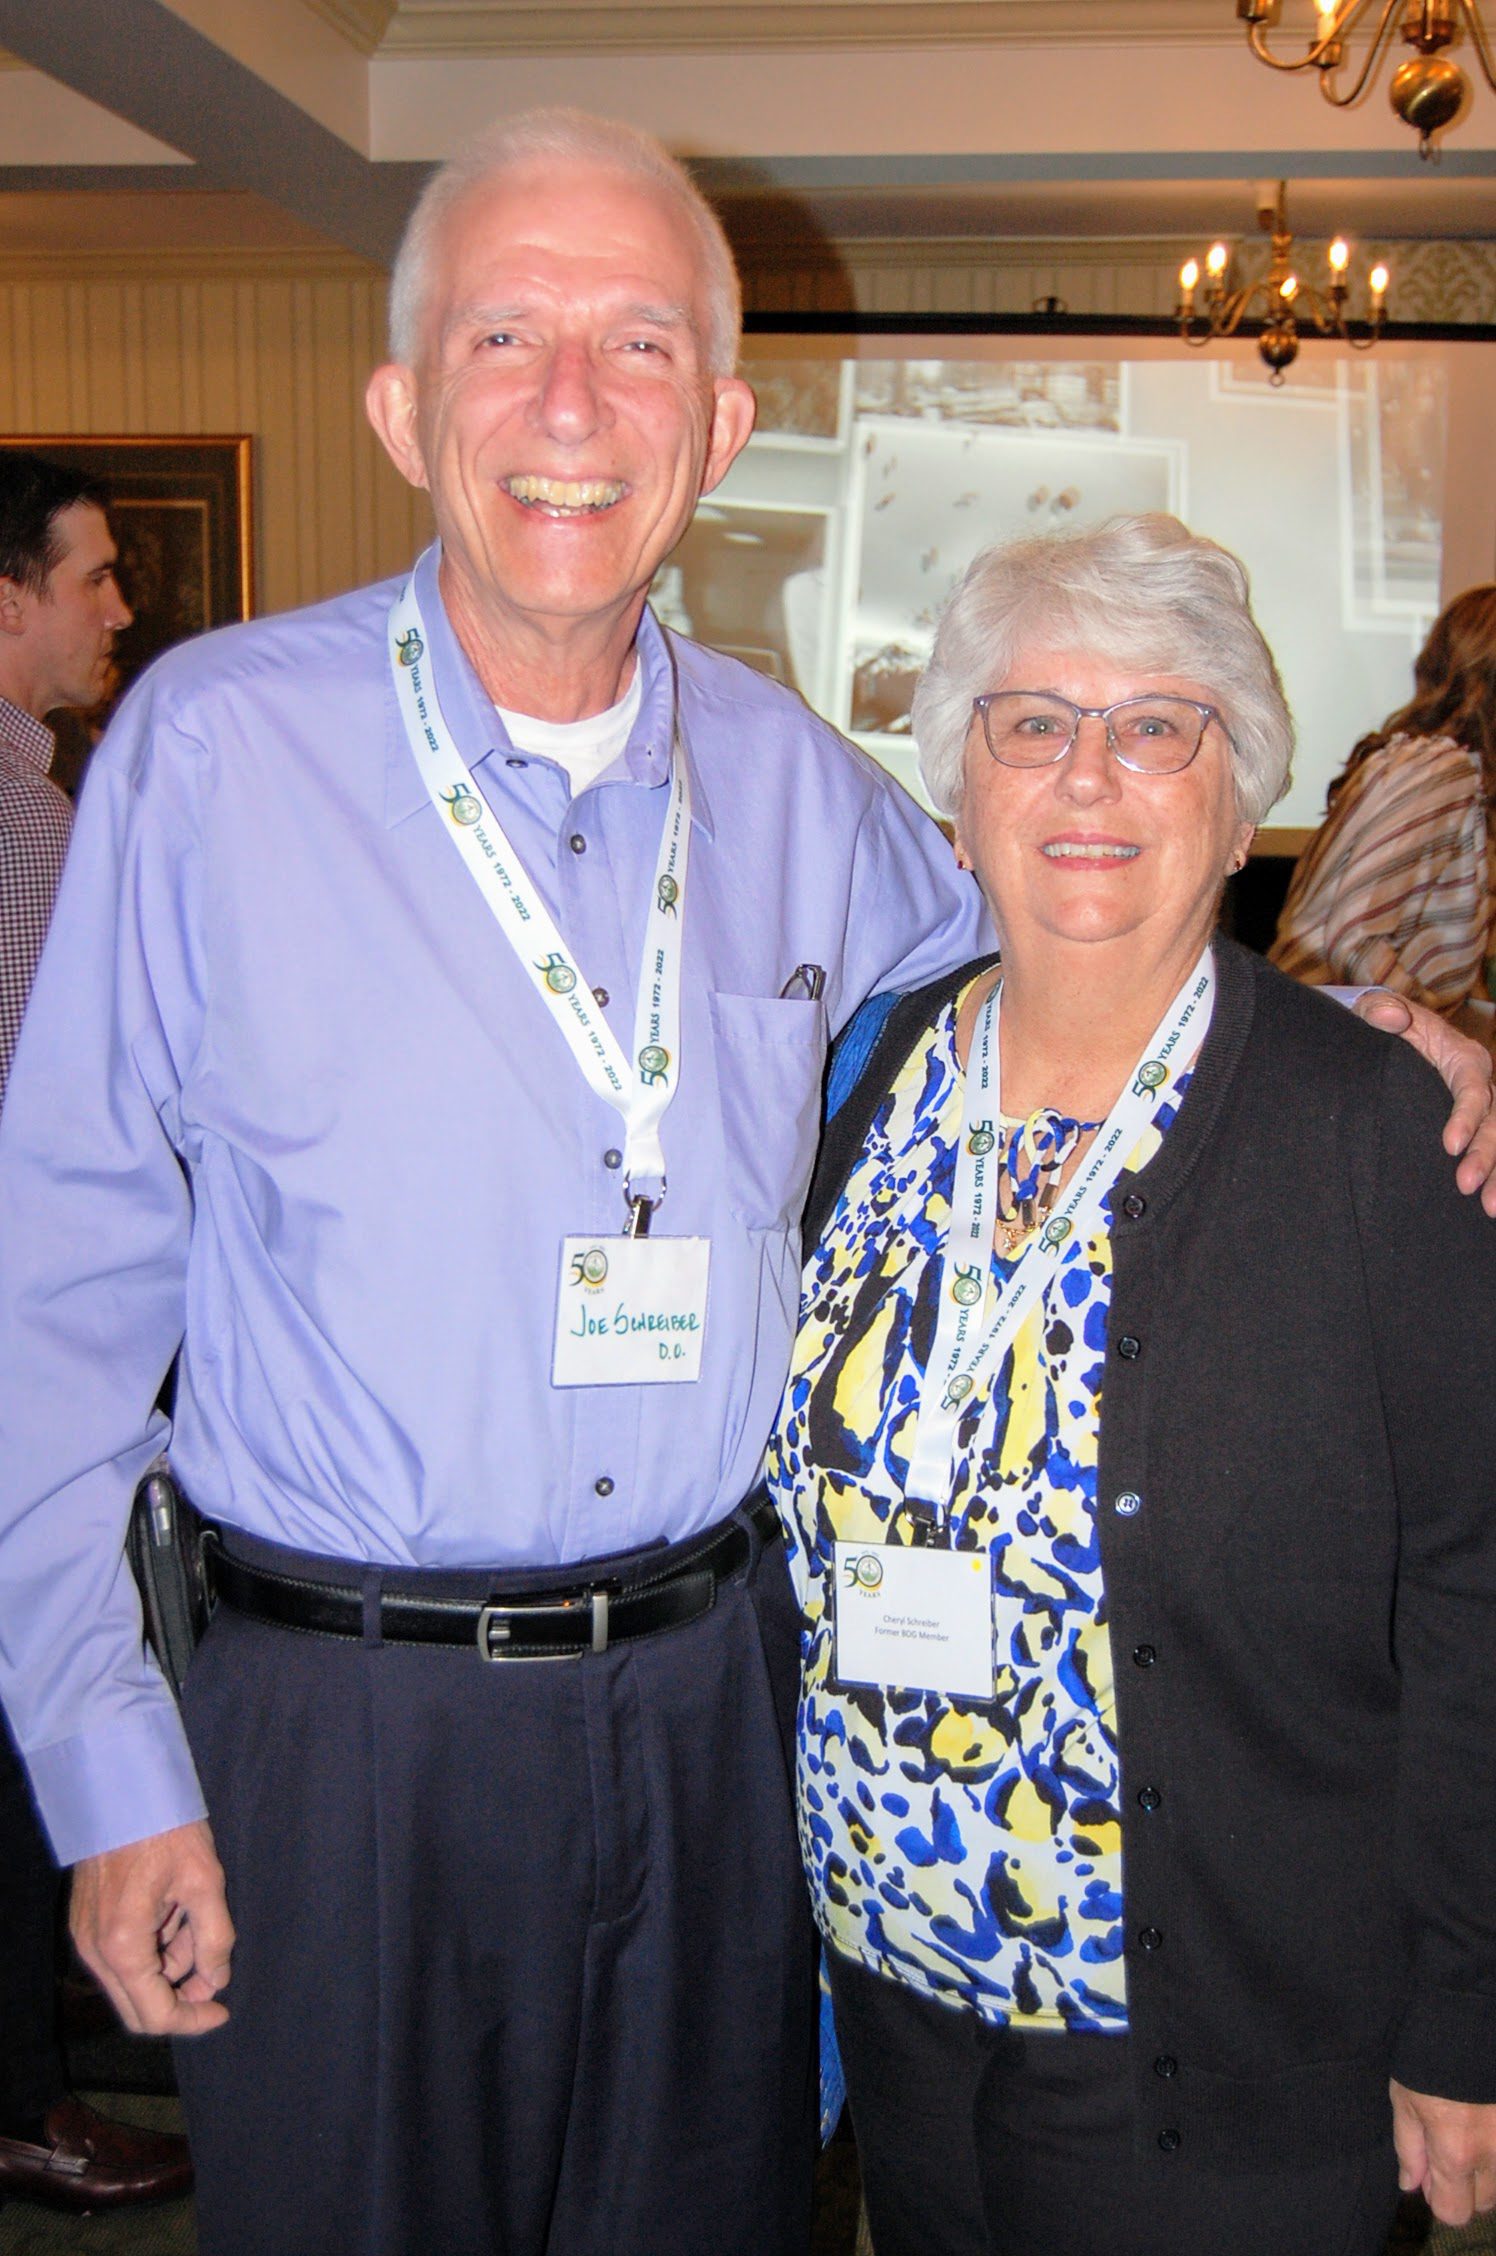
[766,974,1190,2034]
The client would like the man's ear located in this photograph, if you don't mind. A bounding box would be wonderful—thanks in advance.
[699,377,757,498]
[0,576,30,639]
[366,364,430,494]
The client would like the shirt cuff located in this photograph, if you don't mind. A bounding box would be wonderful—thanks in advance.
[1323,986,1374,1008]
[25,1705,208,1867]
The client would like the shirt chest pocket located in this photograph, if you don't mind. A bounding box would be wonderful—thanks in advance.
[708,992,828,1230]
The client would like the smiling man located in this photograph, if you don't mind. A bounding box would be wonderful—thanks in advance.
[0,113,990,2256]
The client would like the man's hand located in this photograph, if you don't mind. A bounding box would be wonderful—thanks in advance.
[1391,2081,1496,2226]
[70,1818,234,2037]
[1354,991,1496,1214]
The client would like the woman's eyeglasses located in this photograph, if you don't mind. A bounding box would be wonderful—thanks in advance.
[972,691,1223,774]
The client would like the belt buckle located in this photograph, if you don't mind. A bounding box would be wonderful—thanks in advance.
[476,1588,610,1663]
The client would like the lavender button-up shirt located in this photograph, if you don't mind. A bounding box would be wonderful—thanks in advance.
[0,544,988,1864]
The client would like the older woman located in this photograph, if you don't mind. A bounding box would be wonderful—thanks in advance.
[766,515,1496,2256]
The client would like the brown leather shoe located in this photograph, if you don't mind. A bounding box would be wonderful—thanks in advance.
[0,2095,192,2212]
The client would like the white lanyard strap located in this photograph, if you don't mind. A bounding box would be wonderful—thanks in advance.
[905,948,1215,1515]
[388,580,690,1224]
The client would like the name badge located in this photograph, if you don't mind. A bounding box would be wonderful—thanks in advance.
[833,1541,995,1700]
[553,1235,710,1387]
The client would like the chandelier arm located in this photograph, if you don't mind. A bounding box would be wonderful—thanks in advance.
[1318,0,1406,107]
[1243,0,1387,74]
[1457,0,1496,91]
[1245,19,1338,72]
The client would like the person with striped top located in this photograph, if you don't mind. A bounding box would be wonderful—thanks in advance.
[1271,585,1496,1020]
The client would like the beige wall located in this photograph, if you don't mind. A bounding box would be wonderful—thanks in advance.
[0,252,432,619]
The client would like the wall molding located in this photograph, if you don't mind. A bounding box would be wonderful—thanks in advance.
[379,0,1238,56]
[2,225,1489,325]
[304,0,399,53]
[0,246,383,283]
[738,233,1496,324]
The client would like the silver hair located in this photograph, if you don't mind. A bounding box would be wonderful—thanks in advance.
[387,107,742,378]
[911,513,1294,825]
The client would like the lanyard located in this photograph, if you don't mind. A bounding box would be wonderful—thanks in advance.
[905,947,1215,1518]
[388,580,690,1231]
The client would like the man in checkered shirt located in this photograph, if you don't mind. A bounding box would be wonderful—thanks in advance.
[0,455,131,1101]
[0,450,192,2215]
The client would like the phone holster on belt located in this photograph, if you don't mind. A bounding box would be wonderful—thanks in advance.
[126,1460,218,1702]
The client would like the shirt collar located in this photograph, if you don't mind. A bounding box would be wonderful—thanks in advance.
[0,695,56,776]
[383,545,714,841]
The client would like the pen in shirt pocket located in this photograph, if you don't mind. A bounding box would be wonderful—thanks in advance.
[778,964,825,1003]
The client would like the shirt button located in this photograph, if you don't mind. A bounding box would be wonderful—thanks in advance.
[593,987,609,1008]
[1154,2055,1178,2079]
[1158,2128,1181,2153]
[1138,1926,1164,1952]
[506,754,527,768]
[1121,1192,1147,1220]
[569,833,587,855]
[594,1476,615,1497]
[603,1148,622,1170]
[1117,1334,1141,1360]
[1115,1490,1142,1518]
[1133,1643,1157,1668]
[1137,1786,1162,1812]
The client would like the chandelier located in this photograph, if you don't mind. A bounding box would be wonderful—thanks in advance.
[1236,0,1496,158]
[1176,181,1388,383]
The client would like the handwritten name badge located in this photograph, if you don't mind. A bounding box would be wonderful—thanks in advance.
[553,1236,710,1387]
[833,1541,995,1700]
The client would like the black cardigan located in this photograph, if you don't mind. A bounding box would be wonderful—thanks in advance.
[806,936,1496,2169]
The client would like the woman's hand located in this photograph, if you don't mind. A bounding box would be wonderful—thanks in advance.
[1354,991,1496,1214]
[1391,2081,1496,2225]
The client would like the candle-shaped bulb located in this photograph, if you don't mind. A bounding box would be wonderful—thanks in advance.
[1180,258,1200,293]
[1370,263,1389,300]
[1281,273,1299,301]
[1328,237,1349,273]
[1207,242,1228,278]
[1317,1,1340,39]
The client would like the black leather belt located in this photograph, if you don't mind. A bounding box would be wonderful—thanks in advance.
[207,1492,780,1662]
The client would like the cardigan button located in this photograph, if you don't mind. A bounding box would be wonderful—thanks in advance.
[1132,1643,1157,1668]
[1153,2055,1178,2078]
[1121,1192,1147,1219]
[1115,1491,1142,1518]
[1137,1926,1164,1951]
[1157,2128,1181,2153]
[1137,1785,1162,1812]
[1117,1334,1141,1360]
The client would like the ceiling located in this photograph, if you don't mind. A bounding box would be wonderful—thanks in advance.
[0,0,1491,267]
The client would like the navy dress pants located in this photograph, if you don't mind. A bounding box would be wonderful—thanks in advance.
[174,1510,819,2256]
[827,1947,1401,2256]
[0,1709,66,2124]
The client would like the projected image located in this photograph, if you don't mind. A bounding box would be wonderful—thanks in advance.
[653,351,1447,831]
[849,422,1176,741]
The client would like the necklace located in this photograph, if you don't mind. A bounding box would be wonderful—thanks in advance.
[993,1111,1099,1255]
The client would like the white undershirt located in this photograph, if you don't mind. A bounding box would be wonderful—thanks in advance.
[496,665,644,800]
